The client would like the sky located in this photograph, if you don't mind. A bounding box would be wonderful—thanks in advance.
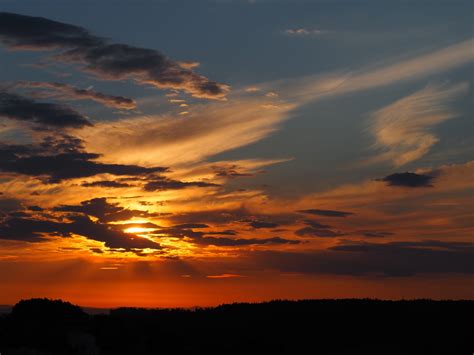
[0,0,473,307]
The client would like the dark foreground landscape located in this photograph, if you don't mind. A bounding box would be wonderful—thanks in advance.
[0,298,472,354]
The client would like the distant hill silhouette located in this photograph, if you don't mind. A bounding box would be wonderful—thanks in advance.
[0,298,472,354]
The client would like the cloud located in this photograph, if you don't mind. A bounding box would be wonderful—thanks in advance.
[78,40,474,169]
[247,220,279,229]
[206,273,243,279]
[147,222,299,247]
[81,180,132,188]
[302,220,332,229]
[0,197,164,251]
[297,209,354,217]
[287,39,474,103]
[284,28,325,36]
[206,230,237,236]
[213,164,255,178]
[294,227,343,238]
[165,207,298,228]
[143,176,218,192]
[0,214,161,250]
[191,235,300,247]
[0,12,229,100]
[239,39,474,121]
[79,98,292,166]
[0,197,22,216]
[369,83,469,166]
[378,172,435,187]
[253,240,474,277]
[0,148,159,184]
[0,12,102,49]
[0,90,92,128]
[14,81,136,109]
[54,198,158,223]
[0,136,167,183]
[172,223,210,229]
[357,230,394,238]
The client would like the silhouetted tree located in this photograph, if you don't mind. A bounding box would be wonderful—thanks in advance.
[0,298,472,354]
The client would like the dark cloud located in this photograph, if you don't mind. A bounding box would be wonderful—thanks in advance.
[297,209,354,217]
[81,180,132,188]
[0,12,102,49]
[213,165,254,178]
[247,220,279,229]
[0,91,92,128]
[0,214,160,250]
[294,227,343,238]
[121,222,161,229]
[150,224,298,247]
[167,208,253,225]
[172,223,210,229]
[206,230,237,236]
[253,240,474,277]
[54,198,158,223]
[0,136,167,183]
[303,219,332,229]
[0,198,22,216]
[378,172,435,187]
[168,208,298,226]
[0,197,161,250]
[357,230,394,238]
[0,12,229,99]
[143,176,218,192]
[192,235,300,247]
[15,81,136,110]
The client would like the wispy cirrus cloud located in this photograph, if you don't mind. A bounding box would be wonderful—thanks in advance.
[79,98,293,166]
[77,39,474,170]
[273,38,474,103]
[284,28,326,36]
[369,83,468,166]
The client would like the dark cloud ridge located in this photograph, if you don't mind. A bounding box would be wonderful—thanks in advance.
[0,12,229,99]
[253,240,474,277]
[379,172,435,187]
[0,136,167,183]
[0,197,161,250]
[0,91,92,128]
[14,81,137,110]
[297,209,354,218]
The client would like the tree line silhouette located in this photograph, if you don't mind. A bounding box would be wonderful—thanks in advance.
[0,298,472,354]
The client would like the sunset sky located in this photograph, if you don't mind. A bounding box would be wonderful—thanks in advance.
[0,0,472,307]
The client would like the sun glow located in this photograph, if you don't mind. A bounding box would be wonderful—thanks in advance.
[123,227,156,234]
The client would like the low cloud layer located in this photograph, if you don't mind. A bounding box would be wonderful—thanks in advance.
[253,240,474,277]
[297,209,354,218]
